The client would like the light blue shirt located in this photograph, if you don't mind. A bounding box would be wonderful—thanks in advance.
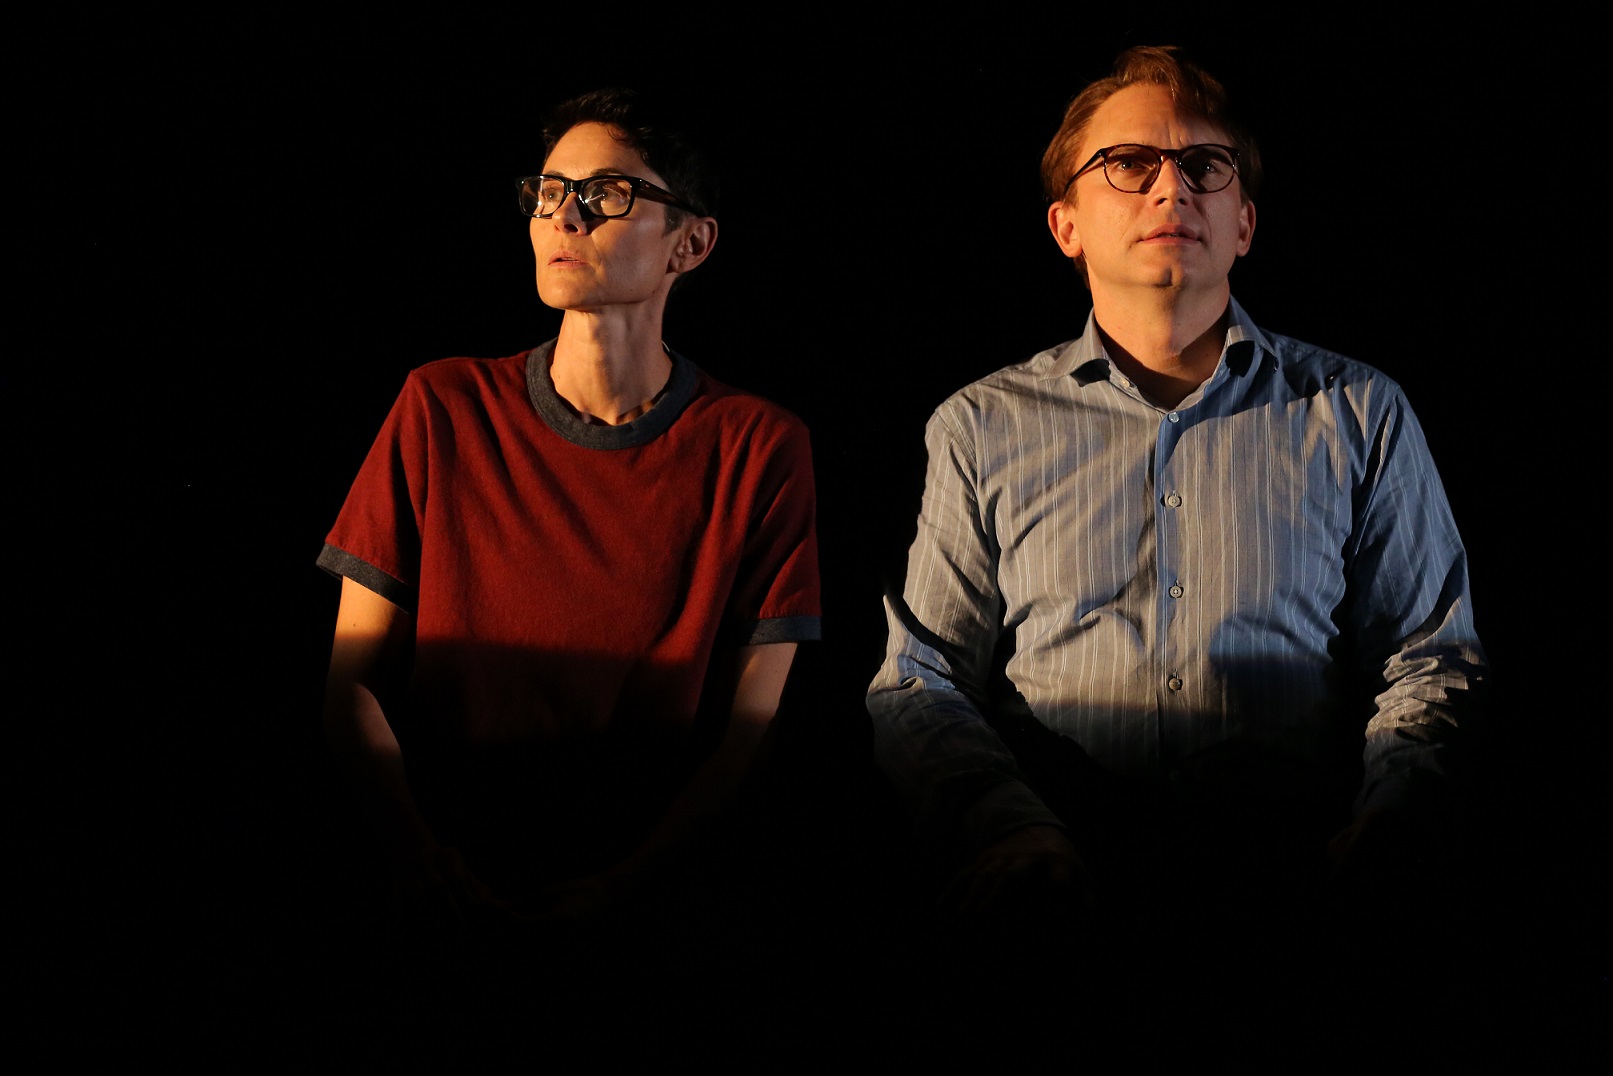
[867,299,1486,852]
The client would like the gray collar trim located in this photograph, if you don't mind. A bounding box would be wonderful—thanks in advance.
[525,339,699,449]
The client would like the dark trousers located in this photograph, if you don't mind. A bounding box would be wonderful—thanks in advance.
[871,726,1505,1069]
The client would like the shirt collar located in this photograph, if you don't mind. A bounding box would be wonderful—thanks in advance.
[1040,296,1274,384]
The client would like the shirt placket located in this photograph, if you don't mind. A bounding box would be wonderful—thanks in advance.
[1154,404,1190,765]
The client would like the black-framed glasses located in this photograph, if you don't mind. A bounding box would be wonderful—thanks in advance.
[1065,143,1241,196]
[516,173,699,219]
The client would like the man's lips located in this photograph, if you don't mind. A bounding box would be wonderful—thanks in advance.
[1141,225,1199,241]
[547,251,586,266]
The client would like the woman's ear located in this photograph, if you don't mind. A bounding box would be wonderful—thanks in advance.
[670,217,718,274]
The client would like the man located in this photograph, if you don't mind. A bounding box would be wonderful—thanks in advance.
[318,88,820,950]
[866,46,1485,1023]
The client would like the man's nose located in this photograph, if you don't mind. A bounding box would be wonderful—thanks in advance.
[551,191,596,231]
[1147,156,1190,201]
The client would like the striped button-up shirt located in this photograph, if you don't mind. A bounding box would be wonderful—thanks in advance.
[867,299,1486,852]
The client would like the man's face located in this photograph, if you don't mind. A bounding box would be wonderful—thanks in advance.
[530,121,695,314]
[1048,83,1255,304]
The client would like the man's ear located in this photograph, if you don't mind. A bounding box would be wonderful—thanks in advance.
[1235,198,1256,257]
[1048,199,1082,259]
[670,217,718,274]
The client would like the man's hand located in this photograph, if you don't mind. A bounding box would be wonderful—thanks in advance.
[500,871,643,961]
[940,824,1096,921]
[1324,804,1403,900]
[518,873,622,925]
[386,840,515,939]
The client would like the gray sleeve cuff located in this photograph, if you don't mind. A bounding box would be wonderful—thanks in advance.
[744,615,822,645]
[315,544,417,615]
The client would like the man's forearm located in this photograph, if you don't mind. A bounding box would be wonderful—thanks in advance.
[603,716,770,893]
[573,641,797,902]
[323,680,438,868]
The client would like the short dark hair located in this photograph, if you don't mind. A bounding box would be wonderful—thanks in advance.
[1041,45,1262,206]
[541,87,719,231]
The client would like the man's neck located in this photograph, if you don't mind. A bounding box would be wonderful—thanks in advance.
[1090,285,1231,409]
[551,310,673,426]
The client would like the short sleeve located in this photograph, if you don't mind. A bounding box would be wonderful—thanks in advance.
[729,412,822,645]
[317,374,430,614]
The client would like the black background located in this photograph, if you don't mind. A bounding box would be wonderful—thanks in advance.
[20,9,1607,1061]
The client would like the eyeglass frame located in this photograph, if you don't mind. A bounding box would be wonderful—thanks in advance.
[1062,143,1242,197]
[516,172,703,219]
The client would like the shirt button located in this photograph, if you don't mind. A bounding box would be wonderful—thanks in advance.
[1169,583,1184,598]
[1167,676,1184,692]
[1164,492,1182,508]
[1167,411,1180,423]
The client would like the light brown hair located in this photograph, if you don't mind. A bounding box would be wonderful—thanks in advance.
[1040,45,1262,206]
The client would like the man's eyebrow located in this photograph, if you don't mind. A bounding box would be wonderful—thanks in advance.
[536,169,633,180]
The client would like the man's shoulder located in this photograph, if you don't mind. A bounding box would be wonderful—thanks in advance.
[404,350,531,391]
[934,341,1077,415]
[692,367,808,426]
[391,352,551,433]
[369,352,532,426]
[1254,327,1401,394]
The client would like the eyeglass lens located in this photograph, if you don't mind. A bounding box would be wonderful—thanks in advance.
[1105,145,1236,193]
[522,176,638,218]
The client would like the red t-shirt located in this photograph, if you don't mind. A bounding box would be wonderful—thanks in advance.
[319,342,820,886]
